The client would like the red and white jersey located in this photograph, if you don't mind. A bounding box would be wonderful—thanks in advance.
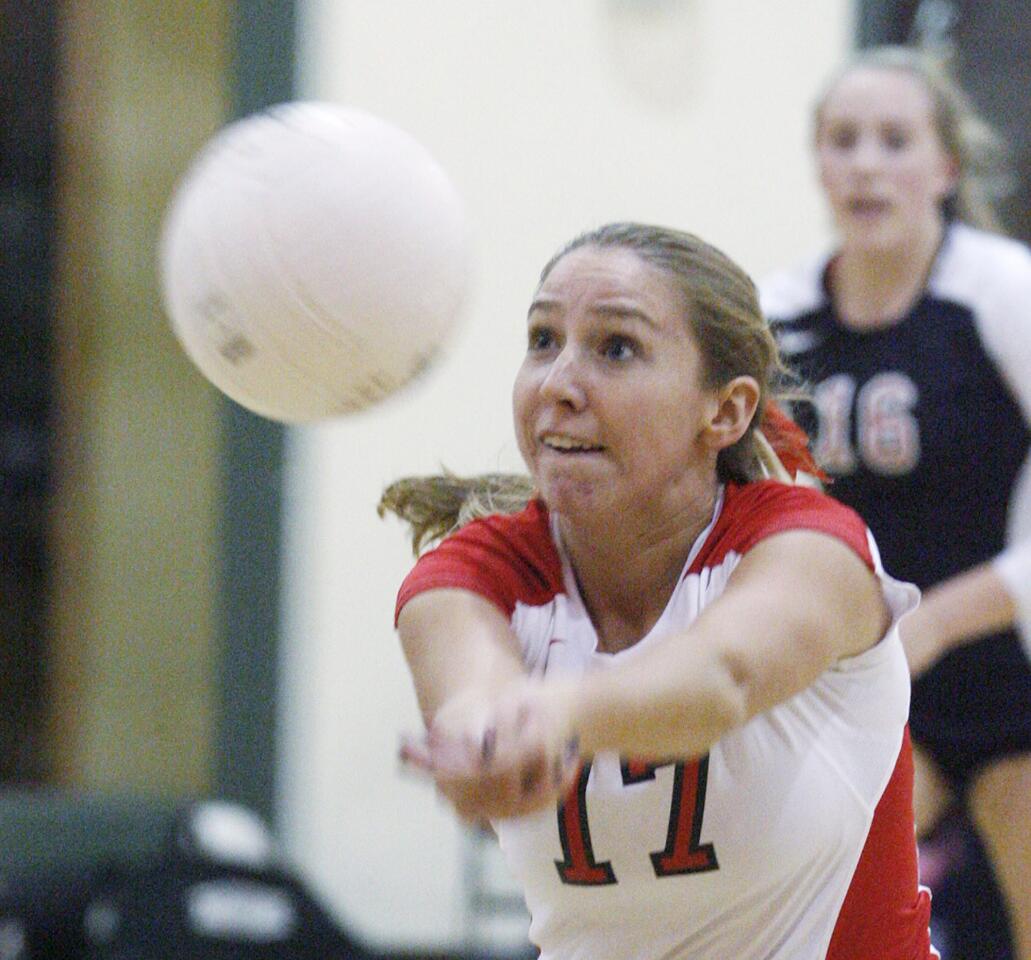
[397,481,934,960]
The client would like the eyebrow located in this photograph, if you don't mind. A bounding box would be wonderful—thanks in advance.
[821,114,918,129]
[527,298,658,328]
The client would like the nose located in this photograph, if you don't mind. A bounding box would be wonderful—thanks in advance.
[850,134,884,174]
[539,343,587,409]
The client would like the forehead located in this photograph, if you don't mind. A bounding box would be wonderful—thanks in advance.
[820,66,937,127]
[536,245,683,309]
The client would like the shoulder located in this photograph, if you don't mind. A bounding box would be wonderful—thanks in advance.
[699,481,873,572]
[757,250,833,323]
[928,224,1031,415]
[930,223,1031,312]
[395,500,564,622]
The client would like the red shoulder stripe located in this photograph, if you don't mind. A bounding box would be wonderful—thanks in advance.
[692,481,873,574]
[395,500,563,624]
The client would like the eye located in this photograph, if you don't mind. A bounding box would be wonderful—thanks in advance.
[881,125,909,151]
[823,124,857,151]
[601,334,636,362]
[527,324,556,352]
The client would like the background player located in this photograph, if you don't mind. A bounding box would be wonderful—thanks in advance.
[760,45,1031,960]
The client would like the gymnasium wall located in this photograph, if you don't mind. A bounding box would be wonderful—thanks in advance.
[278,0,853,952]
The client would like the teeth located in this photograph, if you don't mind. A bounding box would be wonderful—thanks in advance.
[543,434,600,451]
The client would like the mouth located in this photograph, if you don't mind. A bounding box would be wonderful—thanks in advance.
[847,197,891,219]
[541,433,605,454]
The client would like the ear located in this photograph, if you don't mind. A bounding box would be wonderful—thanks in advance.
[702,376,761,452]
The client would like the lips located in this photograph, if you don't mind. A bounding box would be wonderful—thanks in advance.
[541,433,604,453]
[847,197,891,216]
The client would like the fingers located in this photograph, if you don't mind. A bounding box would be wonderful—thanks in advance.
[400,725,581,821]
[399,732,439,770]
[433,740,553,818]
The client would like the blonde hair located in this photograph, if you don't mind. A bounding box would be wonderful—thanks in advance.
[378,471,536,556]
[814,45,1012,233]
[380,223,813,555]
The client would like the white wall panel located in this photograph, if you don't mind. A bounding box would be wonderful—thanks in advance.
[279,1,852,950]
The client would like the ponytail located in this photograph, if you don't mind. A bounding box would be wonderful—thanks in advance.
[378,471,536,556]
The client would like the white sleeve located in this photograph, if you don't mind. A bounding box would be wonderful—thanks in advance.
[972,242,1031,416]
[964,241,1031,648]
[757,253,829,323]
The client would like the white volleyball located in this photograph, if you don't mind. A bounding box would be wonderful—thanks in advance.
[158,102,470,421]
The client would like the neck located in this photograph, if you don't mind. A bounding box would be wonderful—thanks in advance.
[831,220,945,331]
[557,478,719,653]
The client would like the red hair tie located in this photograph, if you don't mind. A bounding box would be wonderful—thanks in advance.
[762,401,829,483]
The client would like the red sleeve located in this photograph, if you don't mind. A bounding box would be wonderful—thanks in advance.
[394,499,563,625]
[703,481,874,572]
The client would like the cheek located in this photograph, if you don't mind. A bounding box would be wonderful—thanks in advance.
[816,153,847,197]
[638,389,701,453]
[511,370,534,449]
[894,158,925,185]
[892,152,951,201]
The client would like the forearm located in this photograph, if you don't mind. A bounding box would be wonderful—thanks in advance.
[567,643,746,760]
[565,594,826,761]
[398,588,526,725]
[398,589,574,822]
[914,563,1018,652]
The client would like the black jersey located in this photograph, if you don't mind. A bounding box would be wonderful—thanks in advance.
[760,223,1031,782]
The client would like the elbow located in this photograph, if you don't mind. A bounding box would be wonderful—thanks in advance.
[707,644,792,737]
[664,662,749,754]
[703,663,751,740]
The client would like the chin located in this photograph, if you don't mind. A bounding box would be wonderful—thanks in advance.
[842,225,905,255]
[538,477,600,518]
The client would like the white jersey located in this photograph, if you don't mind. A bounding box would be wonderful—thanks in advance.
[397,480,933,960]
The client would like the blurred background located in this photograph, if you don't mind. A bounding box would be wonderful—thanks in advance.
[1,0,1028,958]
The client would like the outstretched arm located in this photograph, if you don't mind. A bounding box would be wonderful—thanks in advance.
[401,528,889,821]
[562,527,889,760]
[398,588,580,821]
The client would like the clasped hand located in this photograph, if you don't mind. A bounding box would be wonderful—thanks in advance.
[400,678,582,822]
